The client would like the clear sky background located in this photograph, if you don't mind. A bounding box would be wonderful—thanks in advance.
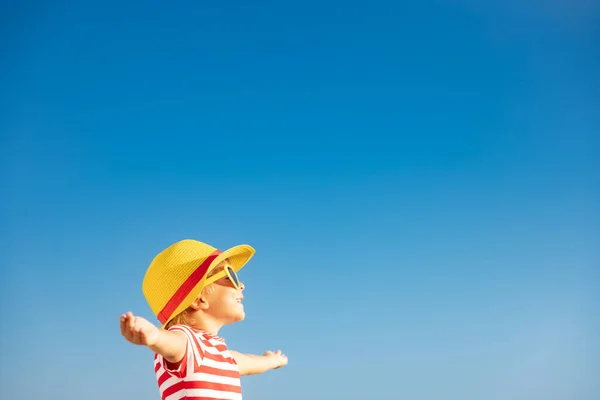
[1,1,598,399]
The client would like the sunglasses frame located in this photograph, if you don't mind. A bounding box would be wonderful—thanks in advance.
[205,265,241,290]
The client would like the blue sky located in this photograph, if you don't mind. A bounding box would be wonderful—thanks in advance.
[1,1,598,399]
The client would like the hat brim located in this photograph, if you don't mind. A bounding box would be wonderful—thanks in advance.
[160,244,255,328]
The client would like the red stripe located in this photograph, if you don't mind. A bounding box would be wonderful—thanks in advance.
[193,364,241,378]
[163,381,241,399]
[157,250,221,324]
[203,351,237,364]
[167,398,239,400]
[184,380,242,393]
[163,395,240,400]
[186,327,207,359]
[169,325,206,371]
[180,326,207,369]
[162,379,241,399]
[162,380,185,399]
[200,338,228,352]
[157,371,171,386]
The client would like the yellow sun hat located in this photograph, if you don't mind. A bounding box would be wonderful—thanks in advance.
[142,239,255,327]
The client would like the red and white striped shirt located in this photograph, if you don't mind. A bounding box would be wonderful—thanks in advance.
[154,325,242,400]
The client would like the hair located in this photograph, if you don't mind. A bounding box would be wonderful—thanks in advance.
[164,259,231,330]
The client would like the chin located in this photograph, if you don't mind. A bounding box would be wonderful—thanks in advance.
[233,311,245,322]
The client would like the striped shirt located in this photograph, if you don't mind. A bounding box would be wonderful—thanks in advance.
[154,325,242,400]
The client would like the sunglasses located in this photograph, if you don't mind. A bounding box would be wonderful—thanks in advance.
[205,265,242,290]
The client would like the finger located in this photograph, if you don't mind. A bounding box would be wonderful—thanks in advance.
[131,324,143,342]
[126,319,138,338]
[120,314,133,335]
[134,322,144,335]
[275,349,282,355]
[123,322,134,338]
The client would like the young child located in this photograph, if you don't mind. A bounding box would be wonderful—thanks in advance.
[120,239,288,400]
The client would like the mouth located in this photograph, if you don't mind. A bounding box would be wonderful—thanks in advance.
[236,297,244,303]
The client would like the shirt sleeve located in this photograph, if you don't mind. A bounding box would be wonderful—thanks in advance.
[159,325,207,378]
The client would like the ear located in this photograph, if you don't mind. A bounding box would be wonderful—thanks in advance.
[190,295,209,310]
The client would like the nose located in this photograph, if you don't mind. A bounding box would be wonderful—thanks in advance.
[239,281,245,291]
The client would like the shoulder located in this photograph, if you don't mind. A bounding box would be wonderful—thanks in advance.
[167,324,196,334]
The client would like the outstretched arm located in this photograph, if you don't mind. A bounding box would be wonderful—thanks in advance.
[229,349,288,376]
[120,311,187,365]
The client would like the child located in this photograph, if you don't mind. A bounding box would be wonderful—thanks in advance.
[120,239,288,400]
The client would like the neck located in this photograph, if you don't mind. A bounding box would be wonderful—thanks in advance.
[190,313,223,335]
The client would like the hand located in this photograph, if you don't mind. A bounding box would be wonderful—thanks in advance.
[120,311,160,347]
[263,349,288,369]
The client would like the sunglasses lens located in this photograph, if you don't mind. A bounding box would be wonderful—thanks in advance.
[227,266,240,288]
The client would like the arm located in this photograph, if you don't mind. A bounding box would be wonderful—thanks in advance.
[229,349,288,376]
[120,311,187,364]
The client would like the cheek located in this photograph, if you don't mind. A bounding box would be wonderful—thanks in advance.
[212,289,237,305]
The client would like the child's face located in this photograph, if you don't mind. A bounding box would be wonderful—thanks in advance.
[204,266,246,323]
